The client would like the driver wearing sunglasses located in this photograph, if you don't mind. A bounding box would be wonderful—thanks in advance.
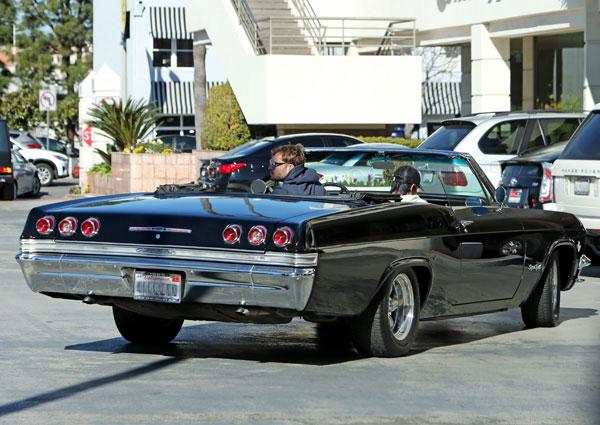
[269,144,326,196]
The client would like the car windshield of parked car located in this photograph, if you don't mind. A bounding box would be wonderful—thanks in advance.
[308,152,491,205]
[320,151,369,166]
[419,123,475,151]
[560,112,600,160]
[221,139,273,158]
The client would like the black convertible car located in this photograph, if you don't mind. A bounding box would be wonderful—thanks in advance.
[16,149,590,357]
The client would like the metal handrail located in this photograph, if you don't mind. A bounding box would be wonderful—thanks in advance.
[377,20,416,56]
[229,0,415,56]
[258,16,416,55]
[289,0,325,54]
[231,0,265,54]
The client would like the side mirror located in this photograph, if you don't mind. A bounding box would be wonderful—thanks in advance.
[495,186,507,205]
[495,186,507,212]
[28,158,34,163]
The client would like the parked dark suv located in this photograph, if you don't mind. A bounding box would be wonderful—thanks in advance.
[200,133,364,191]
[0,119,15,200]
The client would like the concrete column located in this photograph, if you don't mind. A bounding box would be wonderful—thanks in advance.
[471,24,510,113]
[461,44,472,116]
[522,36,534,110]
[583,0,600,111]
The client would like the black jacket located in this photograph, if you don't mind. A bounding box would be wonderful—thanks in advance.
[272,165,327,196]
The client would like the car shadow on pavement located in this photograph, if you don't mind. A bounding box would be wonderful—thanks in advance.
[66,321,362,366]
[581,265,600,278]
[65,307,597,363]
[411,307,597,354]
[0,358,183,418]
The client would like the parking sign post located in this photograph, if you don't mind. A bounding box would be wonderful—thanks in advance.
[39,89,57,150]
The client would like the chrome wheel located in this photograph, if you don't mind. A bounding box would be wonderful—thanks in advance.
[36,164,52,185]
[388,273,415,341]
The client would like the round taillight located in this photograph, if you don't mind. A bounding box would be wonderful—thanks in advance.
[81,218,100,237]
[58,217,78,237]
[35,216,55,235]
[223,224,242,244]
[248,225,267,246]
[273,226,293,248]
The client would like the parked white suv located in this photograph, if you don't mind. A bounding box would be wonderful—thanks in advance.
[10,139,69,185]
[544,105,600,262]
[419,111,585,185]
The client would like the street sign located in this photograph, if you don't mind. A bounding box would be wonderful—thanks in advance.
[82,126,93,147]
[39,89,57,112]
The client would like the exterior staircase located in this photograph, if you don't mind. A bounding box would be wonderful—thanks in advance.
[246,0,312,55]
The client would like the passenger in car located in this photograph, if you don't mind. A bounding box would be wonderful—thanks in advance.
[269,144,327,196]
[391,165,428,203]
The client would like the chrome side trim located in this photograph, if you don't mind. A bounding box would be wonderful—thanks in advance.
[19,239,318,268]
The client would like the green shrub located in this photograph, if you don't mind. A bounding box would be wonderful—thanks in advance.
[203,83,251,150]
[359,136,422,148]
[88,163,112,175]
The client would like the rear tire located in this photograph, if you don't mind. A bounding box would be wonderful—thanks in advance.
[28,175,41,197]
[112,305,183,344]
[36,163,54,186]
[351,269,420,357]
[521,253,560,328]
[0,182,17,201]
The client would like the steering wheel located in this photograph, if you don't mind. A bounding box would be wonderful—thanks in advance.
[322,182,349,194]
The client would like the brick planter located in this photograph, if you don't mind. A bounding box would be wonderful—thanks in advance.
[86,150,225,195]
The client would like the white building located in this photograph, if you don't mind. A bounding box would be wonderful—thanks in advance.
[187,0,599,122]
[79,0,225,175]
[82,0,600,174]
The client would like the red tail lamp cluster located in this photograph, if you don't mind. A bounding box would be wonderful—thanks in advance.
[222,224,294,247]
[35,216,100,238]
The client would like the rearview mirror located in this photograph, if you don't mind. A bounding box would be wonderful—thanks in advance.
[372,160,395,170]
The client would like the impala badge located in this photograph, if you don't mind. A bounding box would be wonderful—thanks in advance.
[528,263,542,272]
[129,226,192,234]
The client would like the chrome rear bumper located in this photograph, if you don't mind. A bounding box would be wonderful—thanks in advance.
[16,240,317,311]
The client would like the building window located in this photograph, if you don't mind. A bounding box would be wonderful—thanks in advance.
[156,115,195,136]
[534,33,584,110]
[153,38,172,67]
[153,38,193,68]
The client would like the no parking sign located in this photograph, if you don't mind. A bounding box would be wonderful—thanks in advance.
[39,89,57,112]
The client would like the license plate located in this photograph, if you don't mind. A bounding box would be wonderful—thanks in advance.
[574,178,590,196]
[508,188,522,203]
[134,271,183,303]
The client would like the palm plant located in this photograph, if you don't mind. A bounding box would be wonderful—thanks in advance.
[86,98,162,165]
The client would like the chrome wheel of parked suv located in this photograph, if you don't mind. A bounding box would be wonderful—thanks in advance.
[36,163,54,185]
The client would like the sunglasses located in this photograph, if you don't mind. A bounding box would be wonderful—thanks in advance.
[269,159,288,168]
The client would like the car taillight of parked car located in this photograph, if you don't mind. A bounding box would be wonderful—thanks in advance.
[539,163,553,203]
[0,166,12,174]
[27,143,42,149]
[216,162,247,175]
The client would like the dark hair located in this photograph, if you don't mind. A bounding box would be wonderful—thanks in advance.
[271,143,305,166]
[391,165,421,194]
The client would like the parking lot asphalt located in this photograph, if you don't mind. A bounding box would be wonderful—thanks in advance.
[0,193,599,425]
